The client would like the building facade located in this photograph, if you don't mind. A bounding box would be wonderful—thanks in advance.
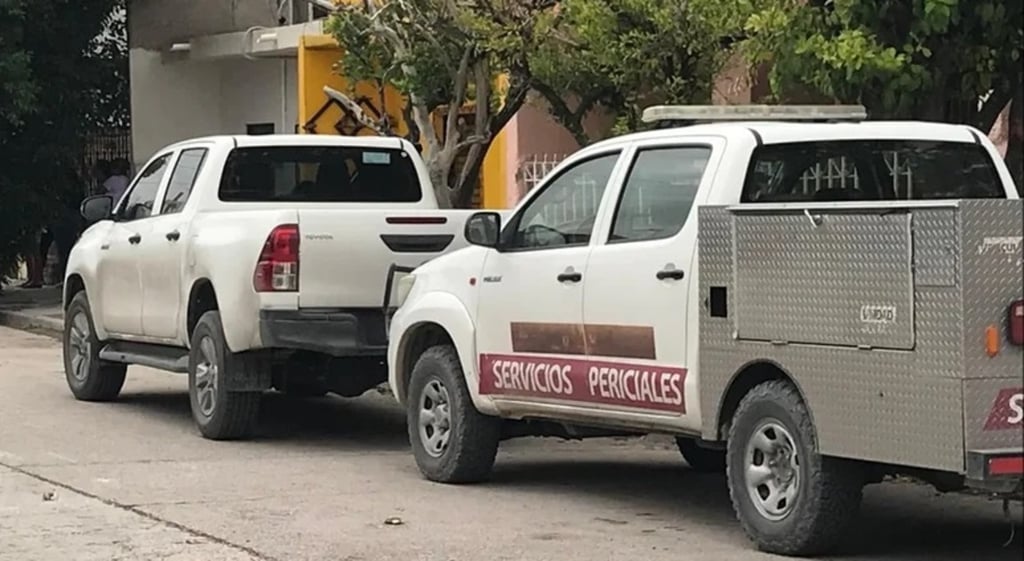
[128,0,771,208]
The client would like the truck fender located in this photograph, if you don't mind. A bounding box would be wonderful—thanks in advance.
[709,359,816,443]
[63,225,109,341]
[63,272,109,341]
[187,239,264,354]
[389,291,499,416]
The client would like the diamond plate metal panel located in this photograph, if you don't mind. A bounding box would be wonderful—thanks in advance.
[697,205,970,474]
[701,346,964,471]
[733,212,915,350]
[913,209,958,287]
[959,200,1024,381]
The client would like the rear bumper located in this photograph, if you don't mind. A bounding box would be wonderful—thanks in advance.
[966,449,1024,494]
[259,308,388,357]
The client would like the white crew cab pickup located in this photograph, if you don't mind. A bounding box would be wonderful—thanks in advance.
[63,134,476,440]
[386,106,1023,556]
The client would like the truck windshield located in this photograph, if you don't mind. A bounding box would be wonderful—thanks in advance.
[218,146,422,203]
[741,140,1005,202]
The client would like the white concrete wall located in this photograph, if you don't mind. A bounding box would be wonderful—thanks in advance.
[129,49,298,169]
[219,59,298,136]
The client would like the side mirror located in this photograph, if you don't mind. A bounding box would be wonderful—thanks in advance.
[81,195,113,224]
[464,211,501,248]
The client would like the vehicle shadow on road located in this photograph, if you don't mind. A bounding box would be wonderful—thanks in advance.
[111,389,410,451]
[825,487,1023,561]
[483,454,1022,560]
[109,390,1022,560]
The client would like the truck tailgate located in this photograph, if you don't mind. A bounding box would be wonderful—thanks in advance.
[296,209,476,308]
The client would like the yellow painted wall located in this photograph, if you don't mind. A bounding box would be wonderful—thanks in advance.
[297,35,408,138]
[296,34,510,208]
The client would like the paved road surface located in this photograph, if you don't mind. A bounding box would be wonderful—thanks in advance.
[0,326,1021,560]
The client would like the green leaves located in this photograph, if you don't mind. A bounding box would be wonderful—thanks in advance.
[530,0,732,143]
[734,0,1022,129]
[1,0,124,273]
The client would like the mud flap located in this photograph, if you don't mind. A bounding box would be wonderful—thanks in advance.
[222,351,273,392]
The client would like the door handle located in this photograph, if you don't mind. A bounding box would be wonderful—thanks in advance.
[557,271,582,283]
[656,268,685,281]
[128,233,142,245]
[166,230,181,241]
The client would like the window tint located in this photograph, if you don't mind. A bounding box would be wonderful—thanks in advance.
[503,152,620,250]
[742,140,1004,203]
[161,148,208,214]
[218,146,422,203]
[118,154,171,221]
[609,146,711,243]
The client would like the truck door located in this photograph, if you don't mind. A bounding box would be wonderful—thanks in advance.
[97,153,173,337]
[581,139,723,429]
[475,151,625,406]
[140,147,209,341]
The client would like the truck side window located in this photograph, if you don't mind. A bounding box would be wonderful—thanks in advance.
[502,152,620,251]
[160,148,208,214]
[608,146,711,243]
[117,154,171,222]
[742,140,1004,202]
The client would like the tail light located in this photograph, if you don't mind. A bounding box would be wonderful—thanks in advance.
[1009,300,1024,345]
[253,224,299,292]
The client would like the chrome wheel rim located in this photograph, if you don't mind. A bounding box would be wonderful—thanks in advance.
[68,311,91,382]
[194,336,219,418]
[744,419,800,521]
[418,379,452,458]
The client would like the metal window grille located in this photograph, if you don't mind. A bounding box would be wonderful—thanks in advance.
[79,128,133,195]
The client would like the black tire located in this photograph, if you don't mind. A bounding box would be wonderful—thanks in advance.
[726,380,863,556]
[188,311,261,440]
[407,345,500,483]
[676,437,726,473]
[63,291,127,401]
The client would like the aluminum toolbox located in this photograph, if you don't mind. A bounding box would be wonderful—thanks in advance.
[698,199,1023,474]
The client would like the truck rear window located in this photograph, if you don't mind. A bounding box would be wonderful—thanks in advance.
[741,140,1005,202]
[218,146,422,203]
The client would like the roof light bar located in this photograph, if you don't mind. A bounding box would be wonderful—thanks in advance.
[641,104,868,126]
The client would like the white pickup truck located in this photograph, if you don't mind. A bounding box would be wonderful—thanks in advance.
[386,106,1023,556]
[63,134,477,440]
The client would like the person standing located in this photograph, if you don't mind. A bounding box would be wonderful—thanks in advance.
[103,158,130,204]
[51,168,86,285]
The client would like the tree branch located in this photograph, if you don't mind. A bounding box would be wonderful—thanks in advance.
[365,10,440,155]
[530,79,590,146]
[442,46,475,155]
[322,86,390,135]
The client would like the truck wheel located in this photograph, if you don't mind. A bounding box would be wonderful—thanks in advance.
[676,437,726,473]
[63,291,127,401]
[407,345,500,483]
[726,380,863,556]
[188,311,261,440]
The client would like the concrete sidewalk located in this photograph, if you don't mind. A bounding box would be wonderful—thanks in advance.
[0,286,63,337]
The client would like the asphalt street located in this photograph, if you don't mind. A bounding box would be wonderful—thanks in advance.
[0,326,1021,561]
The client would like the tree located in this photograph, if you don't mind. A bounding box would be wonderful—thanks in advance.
[0,0,126,278]
[529,0,732,146]
[325,0,561,208]
[733,0,1024,190]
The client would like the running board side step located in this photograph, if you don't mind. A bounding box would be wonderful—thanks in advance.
[98,342,189,373]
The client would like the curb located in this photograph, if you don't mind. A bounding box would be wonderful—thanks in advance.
[0,309,63,338]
